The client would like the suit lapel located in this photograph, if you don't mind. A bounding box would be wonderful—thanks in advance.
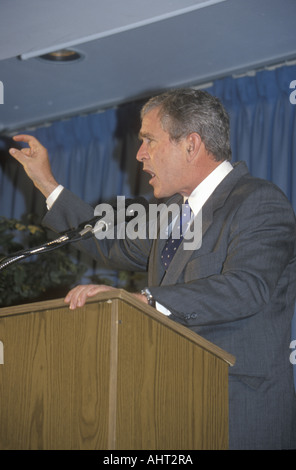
[159,161,249,286]
[148,194,182,286]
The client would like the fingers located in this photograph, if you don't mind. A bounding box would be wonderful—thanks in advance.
[9,147,29,164]
[8,134,58,198]
[64,285,96,309]
[10,134,44,155]
[10,134,41,162]
[9,135,43,157]
[12,134,44,148]
[21,148,31,156]
[64,284,116,310]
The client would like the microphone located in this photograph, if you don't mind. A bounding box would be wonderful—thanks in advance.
[74,196,149,240]
[0,196,149,271]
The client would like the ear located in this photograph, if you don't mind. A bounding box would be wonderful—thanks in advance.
[185,133,202,161]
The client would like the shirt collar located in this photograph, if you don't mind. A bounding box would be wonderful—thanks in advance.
[186,160,233,216]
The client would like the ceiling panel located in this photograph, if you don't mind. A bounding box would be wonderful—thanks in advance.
[0,0,226,60]
[0,0,295,134]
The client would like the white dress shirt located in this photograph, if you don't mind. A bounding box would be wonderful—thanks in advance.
[46,184,64,210]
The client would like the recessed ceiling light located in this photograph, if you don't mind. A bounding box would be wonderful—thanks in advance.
[38,49,83,62]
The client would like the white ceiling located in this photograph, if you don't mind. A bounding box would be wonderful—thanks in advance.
[0,0,226,61]
[0,0,296,134]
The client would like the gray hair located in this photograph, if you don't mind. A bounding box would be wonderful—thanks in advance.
[141,88,232,161]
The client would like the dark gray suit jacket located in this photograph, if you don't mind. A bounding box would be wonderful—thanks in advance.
[44,161,296,449]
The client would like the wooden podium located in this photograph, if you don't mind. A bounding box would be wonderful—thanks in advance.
[0,289,235,450]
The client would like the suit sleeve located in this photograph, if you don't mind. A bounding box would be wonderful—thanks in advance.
[149,185,296,327]
[43,188,152,272]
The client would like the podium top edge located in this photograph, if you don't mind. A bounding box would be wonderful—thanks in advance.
[0,289,236,366]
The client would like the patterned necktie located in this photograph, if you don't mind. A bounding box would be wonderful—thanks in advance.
[161,199,192,270]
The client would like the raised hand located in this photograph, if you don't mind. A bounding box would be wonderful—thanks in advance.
[9,134,59,198]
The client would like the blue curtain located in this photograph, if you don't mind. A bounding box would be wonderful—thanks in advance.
[0,63,296,384]
[208,66,296,209]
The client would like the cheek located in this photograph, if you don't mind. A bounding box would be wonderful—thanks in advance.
[153,144,184,179]
[155,146,173,168]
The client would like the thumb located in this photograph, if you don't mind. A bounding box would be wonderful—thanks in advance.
[9,147,27,162]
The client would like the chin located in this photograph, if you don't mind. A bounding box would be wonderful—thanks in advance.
[152,183,175,199]
[153,188,164,199]
[154,191,173,200]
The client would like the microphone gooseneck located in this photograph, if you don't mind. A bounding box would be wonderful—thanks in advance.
[0,196,149,271]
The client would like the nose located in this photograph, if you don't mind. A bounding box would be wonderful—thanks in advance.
[136,142,148,162]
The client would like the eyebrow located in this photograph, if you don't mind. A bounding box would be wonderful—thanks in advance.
[138,131,154,140]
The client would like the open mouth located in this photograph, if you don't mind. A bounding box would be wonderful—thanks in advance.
[144,169,156,183]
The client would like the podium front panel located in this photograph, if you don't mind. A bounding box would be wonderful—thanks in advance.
[0,301,112,450]
[0,293,232,450]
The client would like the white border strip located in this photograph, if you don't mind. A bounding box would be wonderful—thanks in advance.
[0,341,4,365]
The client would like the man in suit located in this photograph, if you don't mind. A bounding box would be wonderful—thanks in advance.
[9,89,296,449]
